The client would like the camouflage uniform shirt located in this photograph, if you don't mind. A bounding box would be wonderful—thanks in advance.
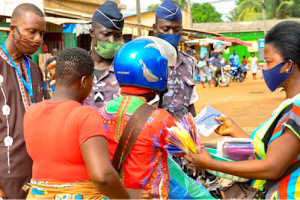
[161,50,197,120]
[83,63,120,110]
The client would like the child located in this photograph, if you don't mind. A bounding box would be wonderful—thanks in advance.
[23,48,149,199]
[242,55,247,66]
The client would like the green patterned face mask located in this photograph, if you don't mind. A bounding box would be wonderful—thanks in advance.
[94,40,123,59]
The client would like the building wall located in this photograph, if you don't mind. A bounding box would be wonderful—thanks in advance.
[123,11,155,37]
[217,31,265,63]
[123,10,189,37]
[44,0,124,18]
[44,0,101,16]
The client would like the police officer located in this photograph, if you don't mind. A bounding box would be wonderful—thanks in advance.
[153,0,198,120]
[153,0,198,177]
[83,1,124,110]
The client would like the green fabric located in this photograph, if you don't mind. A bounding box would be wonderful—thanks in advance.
[95,40,123,59]
[105,96,145,114]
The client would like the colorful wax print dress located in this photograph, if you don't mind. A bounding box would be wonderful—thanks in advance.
[99,96,176,199]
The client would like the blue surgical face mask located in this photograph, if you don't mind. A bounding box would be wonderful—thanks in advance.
[262,60,294,92]
[158,34,182,47]
[214,54,218,58]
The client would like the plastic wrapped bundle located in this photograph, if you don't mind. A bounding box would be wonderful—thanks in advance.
[223,142,255,161]
[217,137,255,161]
[168,155,215,199]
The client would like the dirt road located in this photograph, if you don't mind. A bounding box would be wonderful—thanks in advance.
[194,71,286,143]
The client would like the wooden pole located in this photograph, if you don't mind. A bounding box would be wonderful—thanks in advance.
[188,0,192,28]
[262,0,267,36]
[136,0,141,36]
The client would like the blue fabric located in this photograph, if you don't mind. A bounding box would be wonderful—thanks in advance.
[50,85,55,93]
[229,54,240,65]
[63,24,76,33]
[200,46,208,59]
[262,60,294,92]
[158,34,181,47]
[169,177,194,199]
[156,0,182,21]
[92,1,124,30]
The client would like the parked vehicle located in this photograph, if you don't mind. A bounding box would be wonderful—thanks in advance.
[230,63,245,82]
[213,65,231,87]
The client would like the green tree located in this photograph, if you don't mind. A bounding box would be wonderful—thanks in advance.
[291,0,300,17]
[148,3,160,11]
[228,0,298,21]
[191,3,223,22]
[236,0,262,21]
[266,0,294,19]
[147,0,187,11]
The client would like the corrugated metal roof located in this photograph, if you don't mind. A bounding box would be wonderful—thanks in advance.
[193,18,300,33]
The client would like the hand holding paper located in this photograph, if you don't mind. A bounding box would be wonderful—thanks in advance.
[194,105,225,137]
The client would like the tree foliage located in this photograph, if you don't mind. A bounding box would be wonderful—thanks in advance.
[228,0,299,21]
[148,3,160,11]
[191,3,223,22]
[147,0,187,11]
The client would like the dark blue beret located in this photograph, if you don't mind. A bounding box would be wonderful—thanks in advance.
[156,0,182,21]
[92,1,124,30]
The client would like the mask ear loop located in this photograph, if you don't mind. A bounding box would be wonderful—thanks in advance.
[13,25,22,42]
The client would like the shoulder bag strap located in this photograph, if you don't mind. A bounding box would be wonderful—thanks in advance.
[264,159,300,191]
[112,103,155,171]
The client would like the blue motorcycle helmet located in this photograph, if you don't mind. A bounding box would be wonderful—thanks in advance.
[114,36,176,92]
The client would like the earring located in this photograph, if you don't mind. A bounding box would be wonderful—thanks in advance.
[286,69,290,73]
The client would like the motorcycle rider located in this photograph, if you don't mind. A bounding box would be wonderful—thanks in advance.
[210,50,223,77]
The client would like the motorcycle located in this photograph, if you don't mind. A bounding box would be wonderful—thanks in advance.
[230,63,246,83]
[213,65,231,87]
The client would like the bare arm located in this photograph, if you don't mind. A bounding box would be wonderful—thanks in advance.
[81,136,130,199]
[185,128,300,180]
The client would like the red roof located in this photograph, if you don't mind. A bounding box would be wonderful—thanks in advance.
[212,37,252,47]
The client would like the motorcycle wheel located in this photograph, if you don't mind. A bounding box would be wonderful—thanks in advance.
[218,74,230,87]
[239,75,245,83]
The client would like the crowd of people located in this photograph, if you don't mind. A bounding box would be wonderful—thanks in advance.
[0,0,300,199]
[194,45,263,88]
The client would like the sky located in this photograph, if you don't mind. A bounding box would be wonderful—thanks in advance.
[120,0,237,21]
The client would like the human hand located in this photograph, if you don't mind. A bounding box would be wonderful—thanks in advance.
[184,146,213,170]
[0,187,6,199]
[127,188,151,199]
[47,60,56,80]
[214,117,236,136]
[215,117,248,138]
